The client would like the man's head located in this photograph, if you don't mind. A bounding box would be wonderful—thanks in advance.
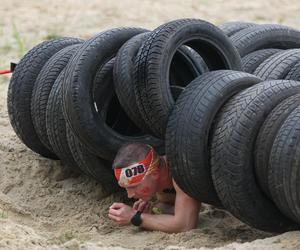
[112,143,161,200]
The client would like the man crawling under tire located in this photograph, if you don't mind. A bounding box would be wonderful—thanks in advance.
[108,143,201,233]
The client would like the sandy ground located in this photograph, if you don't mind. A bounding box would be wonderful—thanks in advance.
[1,0,300,249]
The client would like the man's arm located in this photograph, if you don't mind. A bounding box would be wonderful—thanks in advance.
[139,180,200,233]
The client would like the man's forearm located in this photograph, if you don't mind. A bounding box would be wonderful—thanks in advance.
[140,213,197,233]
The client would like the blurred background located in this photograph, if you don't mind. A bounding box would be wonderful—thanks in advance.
[1,0,299,70]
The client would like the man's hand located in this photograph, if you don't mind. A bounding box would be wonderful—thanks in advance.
[136,181,200,233]
[133,199,151,213]
[108,203,136,226]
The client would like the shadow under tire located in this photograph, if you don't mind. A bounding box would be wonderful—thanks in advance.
[66,125,120,194]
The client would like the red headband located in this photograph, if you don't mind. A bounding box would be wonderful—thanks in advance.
[114,149,159,186]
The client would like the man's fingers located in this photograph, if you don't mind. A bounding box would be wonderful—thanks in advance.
[133,201,140,210]
[137,202,147,211]
[133,199,143,210]
[137,201,149,212]
[110,202,124,209]
[109,208,121,216]
[108,213,120,222]
[108,213,127,226]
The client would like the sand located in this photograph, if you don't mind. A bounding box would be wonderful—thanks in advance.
[1,0,300,249]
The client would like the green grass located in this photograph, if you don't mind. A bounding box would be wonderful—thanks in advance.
[44,33,62,40]
[254,15,268,23]
[12,21,25,58]
[277,16,285,24]
[0,210,8,219]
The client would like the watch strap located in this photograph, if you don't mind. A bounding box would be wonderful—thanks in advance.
[131,211,142,226]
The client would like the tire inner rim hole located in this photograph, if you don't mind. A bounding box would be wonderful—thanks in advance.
[105,94,144,136]
[169,49,199,88]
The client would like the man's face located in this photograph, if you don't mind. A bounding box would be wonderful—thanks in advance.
[114,149,160,200]
[121,175,157,201]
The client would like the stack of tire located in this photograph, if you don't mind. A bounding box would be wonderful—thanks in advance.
[6,18,300,233]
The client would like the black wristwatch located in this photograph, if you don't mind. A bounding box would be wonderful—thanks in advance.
[131,211,142,226]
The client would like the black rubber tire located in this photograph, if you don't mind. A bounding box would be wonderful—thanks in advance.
[31,44,82,154]
[219,21,257,37]
[169,46,209,87]
[46,70,81,173]
[231,24,300,57]
[166,70,262,206]
[242,49,282,74]
[63,28,158,159]
[134,18,242,138]
[254,49,300,80]
[113,32,208,132]
[113,32,154,132]
[269,105,300,223]
[210,80,300,232]
[255,94,300,199]
[96,57,164,160]
[170,85,184,100]
[285,61,300,80]
[66,125,120,193]
[7,37,82,159]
